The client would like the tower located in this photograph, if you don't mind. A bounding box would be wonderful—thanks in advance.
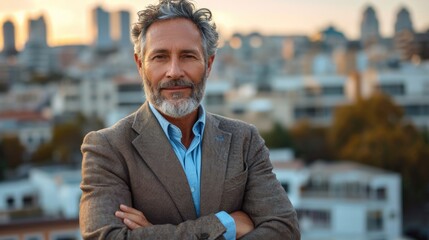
[20,15,52,75]
[394,7,414,35]
[360,6,380,47]
[394,7,421,61]
[118,10,131,49]
[2,19,18,56]
[93,6,114,51]
[27,15,48,47]
[111,10,131,49]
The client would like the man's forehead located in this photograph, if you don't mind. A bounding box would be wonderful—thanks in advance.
[144,18,203,53]
[146,18,201,40]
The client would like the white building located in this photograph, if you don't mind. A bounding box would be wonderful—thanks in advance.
[52,73,116,121]
[273,159,402,240]
[0,166,81,240]
[271,63,429,128]
[0,166,81,221]
[0,111,52,154]
[0,151,403,240]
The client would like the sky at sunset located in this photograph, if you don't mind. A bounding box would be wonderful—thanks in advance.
[1,0,429,49]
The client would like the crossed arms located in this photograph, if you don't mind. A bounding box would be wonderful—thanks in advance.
[79,122,300,239]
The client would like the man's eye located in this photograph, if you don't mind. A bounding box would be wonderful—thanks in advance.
[183,54,196,59]
[152,55,166,60]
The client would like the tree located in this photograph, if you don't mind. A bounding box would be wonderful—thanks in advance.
[30,113,105,165]
[261,122,292,149]
[30,142,54,165]
[329,92,429,202]
[0,135,26,170]
[290,120,333,163]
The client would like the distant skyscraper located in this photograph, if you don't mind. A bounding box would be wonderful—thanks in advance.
[93,6,113,51]
[20,15,52,75]
[2,19,18,56]
[319,25,347,50]
[27,15,48,46]
[394,7,414,35]
[111,10,132,49]
[118,10,131,48]
[360,6,380,47]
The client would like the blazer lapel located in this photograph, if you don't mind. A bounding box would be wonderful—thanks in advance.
[200,114,231,216]
[131,102,197,220]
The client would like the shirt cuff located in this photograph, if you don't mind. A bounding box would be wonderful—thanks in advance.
[215,211,236,240]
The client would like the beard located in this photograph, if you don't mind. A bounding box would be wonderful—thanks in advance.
[142,73,206,118]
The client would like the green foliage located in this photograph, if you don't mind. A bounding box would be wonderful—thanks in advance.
[329,92,429,203]
[0,135,25,170]
[261,122,292,149]
[290,120,333,163]
[29,72,64,85]
[30,113,105,165]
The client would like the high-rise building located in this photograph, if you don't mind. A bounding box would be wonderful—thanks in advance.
[28,16,47,46]
[118,10,131,49]
[93,6,114,51]
[394,7,414,35]
[20,15,52,75]
[2,19,18,56]
[360,6,380,47]
[111,10,131,49]
[393,7,418,61]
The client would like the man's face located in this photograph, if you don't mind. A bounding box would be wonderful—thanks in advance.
[135,18,215,118]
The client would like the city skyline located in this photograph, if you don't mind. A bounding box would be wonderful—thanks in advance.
[0,0,429,50]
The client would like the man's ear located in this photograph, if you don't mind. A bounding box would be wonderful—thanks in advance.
[134,54,142,69]
[205,55,215,78]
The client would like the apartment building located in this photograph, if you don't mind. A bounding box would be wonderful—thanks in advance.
[0,166,81,240]
[274,160,402,240]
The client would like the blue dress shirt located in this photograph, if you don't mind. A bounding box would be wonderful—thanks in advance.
[149,103,235,239]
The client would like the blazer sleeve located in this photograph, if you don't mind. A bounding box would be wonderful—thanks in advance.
[79,131,227,240]
[239,125,301,240]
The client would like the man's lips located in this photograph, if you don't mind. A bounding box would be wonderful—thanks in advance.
[161,85,191,91]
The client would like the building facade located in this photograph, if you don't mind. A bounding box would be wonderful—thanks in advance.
[274,160,402,240]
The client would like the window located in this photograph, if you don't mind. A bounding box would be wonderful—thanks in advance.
[322,85,343,96]
[6,196,14,209]
[297,209,331,228]
[205,94,224,105]
[23,195,36,208]
[404,104,429,117]
[367,210,383,231]
[376,187,386,200]
[294,106,332,118]
[24,234,43,240]
[0,236,19,240]
[50,230,80,240]
[282,183,289,193]
[376,83,405,96]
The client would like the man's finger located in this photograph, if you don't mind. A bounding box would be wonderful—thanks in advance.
[115,211,146,225]
[120,204,145,217]
[124,218,141,230]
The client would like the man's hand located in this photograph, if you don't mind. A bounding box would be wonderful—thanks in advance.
[115,204,153,230]
[230,211,254,238]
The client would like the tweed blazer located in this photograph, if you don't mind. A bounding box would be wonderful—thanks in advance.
[79,102,300,240]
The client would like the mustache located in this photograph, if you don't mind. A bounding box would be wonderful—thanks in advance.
[158,79,194,89]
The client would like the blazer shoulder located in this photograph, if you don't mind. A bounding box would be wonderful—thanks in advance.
[98,112,136,137]
[208,112,258,135]
[83,110,138,148]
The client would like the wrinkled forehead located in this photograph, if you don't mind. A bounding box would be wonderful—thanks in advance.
[144,18,204,55]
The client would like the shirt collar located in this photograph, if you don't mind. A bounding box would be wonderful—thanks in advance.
[148,102,206,140]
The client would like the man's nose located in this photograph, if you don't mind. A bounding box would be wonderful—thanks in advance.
[166,58,185,79]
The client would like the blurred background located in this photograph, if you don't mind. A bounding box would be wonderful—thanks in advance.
[0,0,428,239]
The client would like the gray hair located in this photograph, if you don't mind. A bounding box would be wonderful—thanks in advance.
[131,0,219,62]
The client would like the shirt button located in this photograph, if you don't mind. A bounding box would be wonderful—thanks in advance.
[191,187,195,192]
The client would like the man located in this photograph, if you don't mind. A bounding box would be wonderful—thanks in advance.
[79,0,300,239]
